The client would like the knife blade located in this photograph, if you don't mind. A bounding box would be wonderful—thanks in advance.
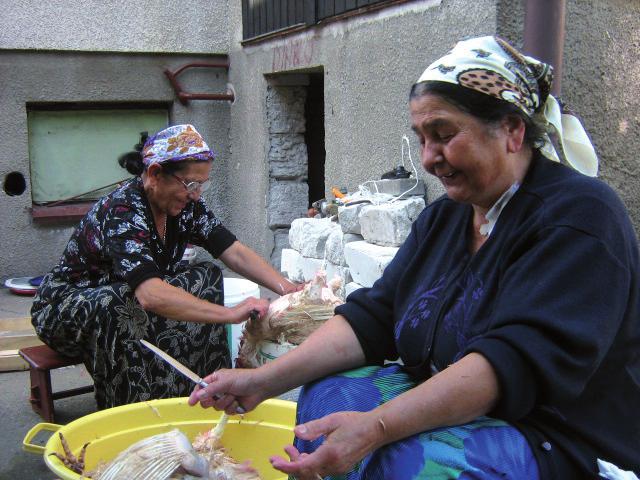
[140,339,209,388]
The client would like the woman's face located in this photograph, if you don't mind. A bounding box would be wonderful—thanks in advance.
[148,160,213,216]
[410,93,523,210]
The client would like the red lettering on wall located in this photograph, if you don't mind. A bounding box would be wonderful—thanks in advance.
[272,39,314,71]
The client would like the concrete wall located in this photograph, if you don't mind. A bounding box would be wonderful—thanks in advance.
[0,52,231,278]
[0,0,229,53]
[496,0,640,227]
[224,0,504,261]
[0,1,233,278]
[2,0,639,279]
[562,0,640,225]
[223,0,640,266]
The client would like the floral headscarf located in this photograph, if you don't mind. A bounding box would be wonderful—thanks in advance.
[417,36,598,177]
[142,124,214,166]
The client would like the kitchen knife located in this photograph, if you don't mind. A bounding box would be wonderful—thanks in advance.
[141,339,209,388]
[140,339,245,413]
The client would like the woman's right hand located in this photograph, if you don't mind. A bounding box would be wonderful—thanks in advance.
[226,297,269,324]
[188,367,268,415]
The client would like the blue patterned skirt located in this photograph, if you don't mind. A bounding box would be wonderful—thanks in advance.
[294,364,540,479]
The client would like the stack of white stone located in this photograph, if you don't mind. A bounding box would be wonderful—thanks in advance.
[281,196,425,299]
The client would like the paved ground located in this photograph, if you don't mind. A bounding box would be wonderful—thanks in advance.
[0,284,298,479]
[1,287,93,479]
[1,363,95,480]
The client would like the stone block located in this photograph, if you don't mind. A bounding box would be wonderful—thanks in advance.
[300,256,325,282]
[280,248,303,282]
[325,230,362,266]
[289,217,341,259]
[269,133,308,179]
[270,228,290,271]
[280,248,325,283]
[266,86,306,134]
[360,197,425,247]
[268,181,309,228]
[345,281,365,298]
[343,241,399,288]
[338,203,367,234]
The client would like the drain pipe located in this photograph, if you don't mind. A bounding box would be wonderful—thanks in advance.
[523,0,566,95]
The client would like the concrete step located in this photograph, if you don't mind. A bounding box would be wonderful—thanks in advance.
[0,316,33,331]
[0,330,43,351]
[0,317,40,372]
[0,349,29,371]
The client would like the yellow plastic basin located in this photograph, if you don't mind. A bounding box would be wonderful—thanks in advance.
[23,397,296,479]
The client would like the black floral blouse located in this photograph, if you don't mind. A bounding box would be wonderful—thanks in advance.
[50,177,236,291]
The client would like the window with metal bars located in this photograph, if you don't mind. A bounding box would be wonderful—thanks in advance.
[242,0,408,41]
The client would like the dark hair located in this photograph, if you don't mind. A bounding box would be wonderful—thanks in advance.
[118,131,148,175]
[409,81,547,150]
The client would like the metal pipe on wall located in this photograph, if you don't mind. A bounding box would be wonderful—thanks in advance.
[523,0,566,96]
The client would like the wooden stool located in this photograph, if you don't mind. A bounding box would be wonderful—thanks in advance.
[18,344,93,422]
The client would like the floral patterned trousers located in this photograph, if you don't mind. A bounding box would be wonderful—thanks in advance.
[294,365,540,479]
[31,262,229,409]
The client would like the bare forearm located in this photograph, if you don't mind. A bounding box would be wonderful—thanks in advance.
[135,278,232,324]
[220,241,291,295]
[257,315,367,398]
[370,352,499,447]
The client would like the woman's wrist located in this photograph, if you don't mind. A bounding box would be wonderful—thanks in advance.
[362,409,392,451]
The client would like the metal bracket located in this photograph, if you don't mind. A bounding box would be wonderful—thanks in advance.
[164,61,235,105]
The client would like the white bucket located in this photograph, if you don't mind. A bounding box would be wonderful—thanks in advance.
[181,245,196,265]
[254,340,296,366]
[223,277,260,366]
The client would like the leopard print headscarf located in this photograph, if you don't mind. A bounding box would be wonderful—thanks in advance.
[417,36,598,177]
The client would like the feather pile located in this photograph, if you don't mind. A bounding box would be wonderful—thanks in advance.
[236,271,344,368]
[87,417,261,480]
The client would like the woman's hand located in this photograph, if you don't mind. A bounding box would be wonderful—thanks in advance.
[269,411,386,479]
[226,297,269,324]
[279,278,304,295]
[188,368,268,415]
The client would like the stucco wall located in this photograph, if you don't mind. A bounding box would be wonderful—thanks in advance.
[0,0,229,53]
[2,0,639,279]
[224,0,640,265]
[224,0,503,261]
[562,0,640,227]
[0,51,231,277]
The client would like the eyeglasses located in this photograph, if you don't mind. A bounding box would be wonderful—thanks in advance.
[168,173,211,194]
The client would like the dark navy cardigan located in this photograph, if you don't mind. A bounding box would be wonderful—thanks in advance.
[336,155,640,478]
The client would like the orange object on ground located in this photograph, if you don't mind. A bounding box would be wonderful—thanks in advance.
[331,187,347,199]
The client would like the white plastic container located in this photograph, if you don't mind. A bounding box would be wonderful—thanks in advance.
[181,245,197,265]
[223,277,260,366]
[254,340,296,366]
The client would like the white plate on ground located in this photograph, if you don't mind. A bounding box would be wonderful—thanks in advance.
[4,277,38,294]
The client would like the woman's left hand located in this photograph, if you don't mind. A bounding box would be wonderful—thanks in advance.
[269,411,384,479]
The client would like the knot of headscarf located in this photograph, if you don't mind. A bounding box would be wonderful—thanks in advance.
[142,124,214,166]
[417,36,598,177]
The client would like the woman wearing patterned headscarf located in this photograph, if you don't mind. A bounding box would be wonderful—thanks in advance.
[189,37,639,479]
[31,124,300,409]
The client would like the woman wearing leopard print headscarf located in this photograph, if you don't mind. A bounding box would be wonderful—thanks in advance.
[190,37,639,479]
